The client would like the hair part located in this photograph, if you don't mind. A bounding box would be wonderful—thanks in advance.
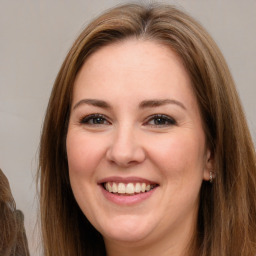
[38,3,256,256]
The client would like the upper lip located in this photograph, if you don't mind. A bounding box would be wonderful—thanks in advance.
[97,176,158,185]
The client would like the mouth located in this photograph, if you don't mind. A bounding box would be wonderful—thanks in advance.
[98,177,159,205]
[102,182,158,196]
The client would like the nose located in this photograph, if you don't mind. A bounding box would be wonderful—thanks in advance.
[106,125,146,167]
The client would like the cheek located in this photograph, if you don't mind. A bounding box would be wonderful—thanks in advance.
[66,131,105,176]
[147,131,206,179]
[66,131,106,218]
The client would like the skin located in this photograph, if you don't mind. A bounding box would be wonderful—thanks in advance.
[66,39,213,256]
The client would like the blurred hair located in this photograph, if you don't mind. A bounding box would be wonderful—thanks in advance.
[0,169,30,256]
[38,3,256,256]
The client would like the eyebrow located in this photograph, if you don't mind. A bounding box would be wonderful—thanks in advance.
[139,99,186,110]
[73,99,111,110]
[73,98,186,110]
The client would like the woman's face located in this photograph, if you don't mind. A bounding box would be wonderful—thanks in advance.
[66,39,212,250]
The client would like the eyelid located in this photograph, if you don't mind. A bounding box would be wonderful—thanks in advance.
[143,114,177,127]
[79,113,111,125]
[78,113,176,128]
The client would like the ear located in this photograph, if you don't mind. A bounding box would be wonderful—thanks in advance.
[203,148,214,181]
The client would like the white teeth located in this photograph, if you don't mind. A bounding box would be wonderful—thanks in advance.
[106,182,112,193]
[112,182,118,193]
[117,183,126,194]
[141,183,146,192]
[135,183,141,193]
[126,183,134,194]
[104,182,156,194]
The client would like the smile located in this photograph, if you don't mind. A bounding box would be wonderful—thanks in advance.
[103,182,157,195]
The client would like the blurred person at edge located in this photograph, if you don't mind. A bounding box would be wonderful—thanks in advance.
[38,3,256,256]
[0,169,30,256]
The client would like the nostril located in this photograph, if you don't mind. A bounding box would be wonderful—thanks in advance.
[106,145,146,167]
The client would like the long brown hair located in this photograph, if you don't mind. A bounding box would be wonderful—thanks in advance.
[0,169,30,256]
[38,3,256,256]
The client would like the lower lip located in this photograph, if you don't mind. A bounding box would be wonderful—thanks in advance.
[100,185,157,205]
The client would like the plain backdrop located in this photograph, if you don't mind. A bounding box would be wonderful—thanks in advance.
[0,0,255,255]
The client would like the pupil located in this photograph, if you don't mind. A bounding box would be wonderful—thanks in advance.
[155,118,165,125]
[94,117,103,124]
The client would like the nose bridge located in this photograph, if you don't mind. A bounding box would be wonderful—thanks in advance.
[106,122,145,166]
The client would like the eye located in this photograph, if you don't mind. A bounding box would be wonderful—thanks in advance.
[144,114,176,127]
[79,114,111,126]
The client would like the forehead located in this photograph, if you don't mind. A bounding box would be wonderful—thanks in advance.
[72,38,196,108]
[79,39,186,79]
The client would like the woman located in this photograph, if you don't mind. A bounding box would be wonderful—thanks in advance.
[38,3,256,256]
[0,169,30,256]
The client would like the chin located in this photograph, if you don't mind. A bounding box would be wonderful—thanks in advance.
[99,216,155,243]
[103,229,151,245]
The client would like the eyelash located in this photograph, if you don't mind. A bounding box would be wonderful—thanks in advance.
[79,114,176,127]
[79,114,111,126]
[144,114,177,127]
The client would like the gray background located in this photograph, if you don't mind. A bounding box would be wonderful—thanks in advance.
[0,0,255,255]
